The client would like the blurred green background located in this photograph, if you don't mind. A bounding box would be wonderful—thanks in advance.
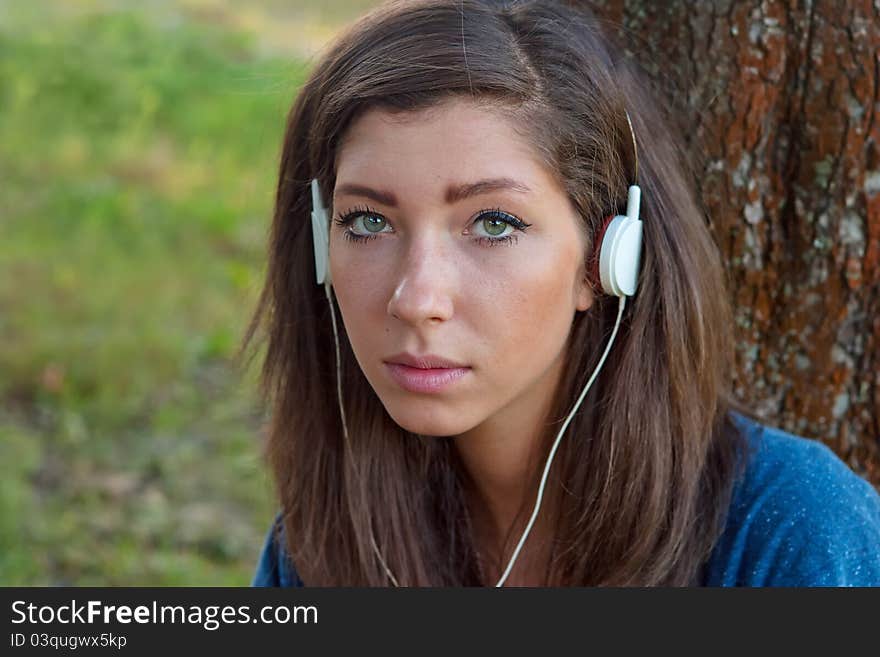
[0,0,379,585]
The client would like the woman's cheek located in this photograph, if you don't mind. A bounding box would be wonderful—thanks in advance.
[333,250,388,309]
[513,267,577,357]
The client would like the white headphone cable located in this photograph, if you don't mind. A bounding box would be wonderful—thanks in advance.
[326,281,401,587]
[494,294,626,587]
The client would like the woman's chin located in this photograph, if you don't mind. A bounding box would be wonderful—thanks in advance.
[382,402,476,437]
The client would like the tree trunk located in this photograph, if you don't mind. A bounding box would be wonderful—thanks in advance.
[586,0,880,484]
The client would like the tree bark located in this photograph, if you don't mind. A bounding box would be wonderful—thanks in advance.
[586,0,880,484]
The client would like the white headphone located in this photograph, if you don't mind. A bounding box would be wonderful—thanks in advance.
[308,111,643,586]
[597,184,642,296]
[311,178,332,287]
[310,179,642,297]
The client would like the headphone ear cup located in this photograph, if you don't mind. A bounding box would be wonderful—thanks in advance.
[310,179,332,286]
[598,215,643,297]
[590,213,616,293]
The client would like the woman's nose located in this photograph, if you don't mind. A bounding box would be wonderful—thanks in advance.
[386,237,456,326]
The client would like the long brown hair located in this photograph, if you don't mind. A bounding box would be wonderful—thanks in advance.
[243,0,749,585]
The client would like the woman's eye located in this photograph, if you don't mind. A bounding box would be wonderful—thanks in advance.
[470,209,532,245]
[355,214,389,234]
[334,206,391,242]
[475,215,514,238]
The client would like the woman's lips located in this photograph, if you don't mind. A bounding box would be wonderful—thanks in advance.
[383,363,471,393]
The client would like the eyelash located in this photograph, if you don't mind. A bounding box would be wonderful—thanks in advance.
[332,205,532,247]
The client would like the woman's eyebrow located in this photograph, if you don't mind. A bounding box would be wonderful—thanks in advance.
[333,177,532,207]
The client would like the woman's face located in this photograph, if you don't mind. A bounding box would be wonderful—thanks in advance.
[330,98,593,438]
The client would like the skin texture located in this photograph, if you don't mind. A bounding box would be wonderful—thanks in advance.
[330,98,594,579]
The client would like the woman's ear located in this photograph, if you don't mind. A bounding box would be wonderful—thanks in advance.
[576,274,595,312]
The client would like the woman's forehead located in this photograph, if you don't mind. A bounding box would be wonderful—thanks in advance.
[334,100,560,206]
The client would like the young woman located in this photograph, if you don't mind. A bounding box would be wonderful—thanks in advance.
[245,0,880,586]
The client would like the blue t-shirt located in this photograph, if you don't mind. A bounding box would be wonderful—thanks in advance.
[252,415,880,586]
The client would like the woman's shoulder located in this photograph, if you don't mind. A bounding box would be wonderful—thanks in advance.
[702,413,880,586]
[251,515,304,587]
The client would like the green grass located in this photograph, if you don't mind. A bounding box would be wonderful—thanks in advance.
[0,4,314,584]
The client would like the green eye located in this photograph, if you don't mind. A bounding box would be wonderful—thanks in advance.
[361,215,387,233]
[481,217,509,236]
